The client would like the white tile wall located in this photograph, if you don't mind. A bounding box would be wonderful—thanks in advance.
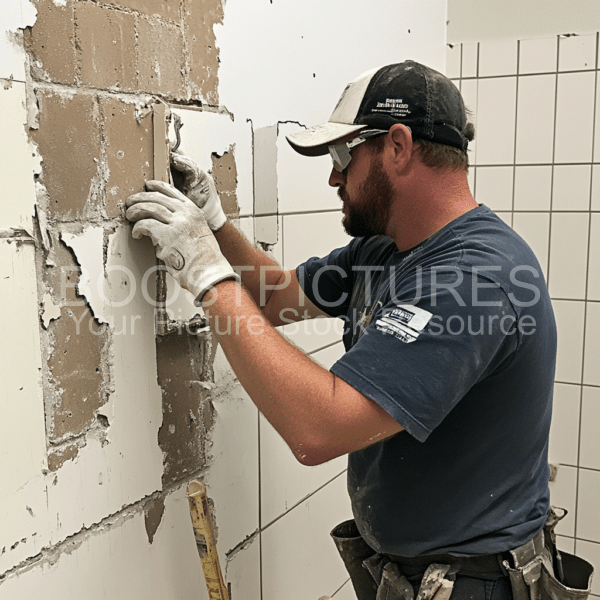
[461,43,478,78]
[519,37,558,75]
[595,77,600,163]
[548,465,578,537]
[558,34,597,72]
[334,580,358,600]
[548,383,580,466]
[583,302,600,386]
[446,43,461,79]
[592,166,600,211]
[548,213,589,300]
[587,214,600,300]
[552,165,592,211]
[474,166,514,210]
[513,166,553,211]
[552,300,586,384]
[515,75,556,165]
[554,72,596,165]
[577,469,600,543]
[579,386,600,471]
[478,40,518,77]
[460,79,478,162]
[475,77,517,165]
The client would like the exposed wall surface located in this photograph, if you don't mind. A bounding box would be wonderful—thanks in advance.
[447,0,600,43]
[447,34,600,597]
[0,1,446,599]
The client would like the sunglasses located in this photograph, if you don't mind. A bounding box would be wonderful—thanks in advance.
[328,129,389,172]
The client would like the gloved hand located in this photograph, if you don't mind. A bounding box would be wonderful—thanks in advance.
[170,152,227,232]
[126,180,239,303]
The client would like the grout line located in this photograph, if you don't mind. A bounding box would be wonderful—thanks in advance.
[307,340,344,357]
[460,67,598,81]
[556,380,600,388]
[259,470,347,533]
[331,578,352,597]
[241,207,342,219]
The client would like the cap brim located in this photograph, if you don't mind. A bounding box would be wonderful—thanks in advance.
[285,122,367,157]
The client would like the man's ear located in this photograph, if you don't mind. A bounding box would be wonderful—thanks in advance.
[388,124,414,170]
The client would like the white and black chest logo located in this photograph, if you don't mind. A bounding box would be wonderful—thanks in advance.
[375,304,433,344]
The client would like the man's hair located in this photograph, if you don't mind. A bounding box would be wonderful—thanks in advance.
[371,118,476,173]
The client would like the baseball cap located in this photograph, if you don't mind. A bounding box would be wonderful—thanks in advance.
[286,60,470,156]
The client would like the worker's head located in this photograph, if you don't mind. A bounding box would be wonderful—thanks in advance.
[286,61,475,237]
[286,60,474,173]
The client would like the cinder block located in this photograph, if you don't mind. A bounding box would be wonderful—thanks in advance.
[76,3,137,91]
[137,18,185,98]
[24,0,76,84]
[102,98,153,217]
[103,0,181,22]
[31,91,102,219]
[184,0,223,103]
[45,242,108,442]
[156,333,210,485]
[211,149,239,217]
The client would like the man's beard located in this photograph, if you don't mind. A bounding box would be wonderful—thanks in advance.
[340,157,394,238]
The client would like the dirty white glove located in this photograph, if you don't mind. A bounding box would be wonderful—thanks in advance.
[126,180,239,303]
[170,152,227,232]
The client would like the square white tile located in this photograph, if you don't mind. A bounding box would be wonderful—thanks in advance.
[515,74,556,165]
[476,77,517,165]
[552,300,586,384]
[548,464,578,536]
[254,124,278,216]
[514,166,553,211]
[446,43,461,79]
[461,79,478,164]
[587,214,600,301]
[575,540,600,596]
[548,383,580,466]
[280,318,345,355]
[260,412,346,527]
[255,214,279,246]
[583,302,600,386]
[580,386,600,470]
[512,212,550,280]
[226,537,261,600]
[282,211,349,271]
[576,468,600,543]
[592,166,600,211]
[558,33,597,72]
[478,40,518,77]
[548,213,590,300]
[556,535,576,554]
[474,166,514,211]
[261,474,353,600]
[552,165,592,211]
[462,42,479,78]
[554,72,596,164]
[519,37,558,75]
[277,122,341,214]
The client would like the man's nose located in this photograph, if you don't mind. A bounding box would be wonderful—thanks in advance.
[329,166,345,188]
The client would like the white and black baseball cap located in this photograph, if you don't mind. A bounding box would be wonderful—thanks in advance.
[286,60,470,156]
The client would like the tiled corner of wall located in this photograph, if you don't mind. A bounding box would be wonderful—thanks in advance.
[450,31,600,584]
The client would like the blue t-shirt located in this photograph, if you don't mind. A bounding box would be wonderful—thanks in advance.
[297,205,556,557]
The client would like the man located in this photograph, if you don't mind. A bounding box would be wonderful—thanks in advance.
[126,61,558,600]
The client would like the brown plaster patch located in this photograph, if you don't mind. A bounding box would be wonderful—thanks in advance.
[211,150,239,217]
[184,0,223,103]
[156,334,210,486]
[144,496,165,544]
[76,3,137,91]
[24,0,76,84]
[48,443,80,472]
[137,19,185,99]
[30,92,102,220]
[102,98,153,217]
[104,0,181,22]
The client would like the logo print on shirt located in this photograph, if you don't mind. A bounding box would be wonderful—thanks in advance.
[375,304,433,344]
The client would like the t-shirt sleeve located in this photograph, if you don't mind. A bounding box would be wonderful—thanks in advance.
[296,239,361,318]
[330,268,520,442]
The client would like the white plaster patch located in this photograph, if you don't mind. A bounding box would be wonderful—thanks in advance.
[216,0,447,128]
[42,292,61,328]
[0,83,39,235]
[1,0,37,82]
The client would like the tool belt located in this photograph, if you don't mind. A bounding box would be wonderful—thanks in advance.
[331,508,594,600]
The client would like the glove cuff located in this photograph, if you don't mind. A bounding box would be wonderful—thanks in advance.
[189,265,241,306]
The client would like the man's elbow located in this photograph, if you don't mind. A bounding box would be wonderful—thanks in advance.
[291,439,342,467]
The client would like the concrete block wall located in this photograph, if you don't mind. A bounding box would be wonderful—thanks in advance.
[447,34,600,597]
[0,0,446,598]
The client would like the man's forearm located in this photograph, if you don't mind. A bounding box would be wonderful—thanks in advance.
[214,220,287,309]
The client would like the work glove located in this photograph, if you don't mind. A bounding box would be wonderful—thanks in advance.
[170,152,227,232]
[126,180,239,303]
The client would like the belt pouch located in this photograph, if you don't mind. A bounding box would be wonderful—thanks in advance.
[539,551,594,600]
[331,520,379,600]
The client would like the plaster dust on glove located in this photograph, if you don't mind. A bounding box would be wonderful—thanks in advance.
[126,180,239,303]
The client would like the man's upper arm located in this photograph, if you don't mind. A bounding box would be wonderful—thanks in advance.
[263,269,330,326]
